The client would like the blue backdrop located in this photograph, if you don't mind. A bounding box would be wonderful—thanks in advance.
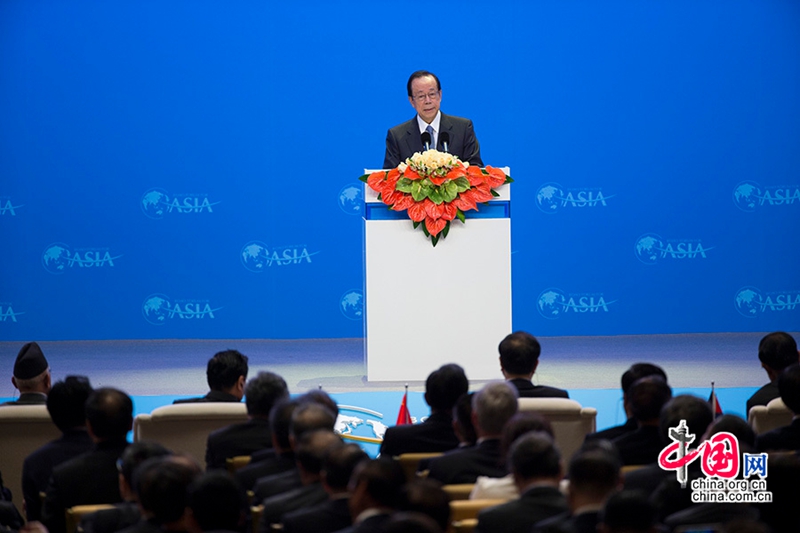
[1,0,799,341]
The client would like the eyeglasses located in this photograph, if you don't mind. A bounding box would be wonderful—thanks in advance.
[412,91,440,102]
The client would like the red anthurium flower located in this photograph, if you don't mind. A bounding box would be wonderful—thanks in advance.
[466,166,485,186]
[446,166,466,181]
[367,171,387,194]
[453,195,478,212]
[429,174,448,186]
[424,198,443,219]
[485,166,507,188]
[425,217,447,236]
[469,186,494,204]
[441,202,457,221]
[408,202,427,222]
[404,168,422,181]
[392,195,415,212]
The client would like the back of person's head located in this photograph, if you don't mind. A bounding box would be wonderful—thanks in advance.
[704,414,756,452]
[85,387,133,440]
[453,392,477,446]
[401,479,450,532]
[509,431,561,481]
[206,349,248,391]
[473,381,519,436]
[47,375,93,432]
[758,331,798,372]
[301,389,340,417]
[599,490,657,533]
[778,362,800,413]
[498,331,541,376]
[659,394,713,444]
[382,512,444,533]
[350,458,407,510]
[425,364,468,412]
[322,443,369,491]
[620,363,668,394]
[627,377,672,423]
[500,412,554,457]
[244,371,289,417]
[135,455,202,525]
[567,448,621,501]
[119,441,171,493]
[12,341,50,392]
[270,398,300,451]
[188,471,246,532]
[295,430,342,476]
[290,401,337,441]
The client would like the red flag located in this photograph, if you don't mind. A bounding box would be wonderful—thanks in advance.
[708,384,723,418]
[396,391,412,425]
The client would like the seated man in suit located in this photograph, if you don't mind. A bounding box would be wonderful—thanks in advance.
[41,387,134,533]
[205,371,289,469]
[186,471,247,533]
[400,479,451,533]
[173,349,249,404]
[380,363,468,457]
[427,381,518,484]
[23,375,94,521]
[337,458,407,533]
[383,70,483,169]
[499,332,569,399]
[585,363,668,443]
[3,341,51,406]
[746,331,798,414]
[756,362,800,452]
[611,377,672,465]
[476,432,568,533]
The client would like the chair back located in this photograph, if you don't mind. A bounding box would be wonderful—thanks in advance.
[226,455,252,474]
[448,499,507,533]
[395,452,442,481]
[442,484,475,501]
[748,397,793,434]
[66,504,115,533]
[517,398,597,461]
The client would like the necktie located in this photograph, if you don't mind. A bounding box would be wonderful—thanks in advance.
[426,125,435,151]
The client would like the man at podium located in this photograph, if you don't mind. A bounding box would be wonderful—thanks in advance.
[383,70,483,169]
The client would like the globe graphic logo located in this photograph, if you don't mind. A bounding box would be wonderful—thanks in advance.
[42,243,73,274]
[536,183,565,214]
[142,294,173,325]
[340,290,364,320]
[338,184,363,215]
[634,234,665,265]
[241,241,270,272]
[734,287,763,318]
[141,188,169,219]
[732,181,762,213]
[537,288,567,319]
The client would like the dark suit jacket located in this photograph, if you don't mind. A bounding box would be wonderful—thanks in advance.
[612,425,663,465]
[78,501,141,533]
[746,381,779,415]
[333,513,391,533]
[622,462,669,496]
[383,113,483,169]
[509,378,569,399]
[257,483,327,532]
[281,496,351,533]
[235,451,295,491]
[533,510,601,533]
[22,428,94,521]
[426,439,505,485]
[253,469,302,502]
[379,411,460,457]
[584,417,637,444]
[41,439,128,533]
[173,390,241,404]
[756,418,800,452]
[1,392,48,405]
[476,485,568,533]
[205,418,272,469]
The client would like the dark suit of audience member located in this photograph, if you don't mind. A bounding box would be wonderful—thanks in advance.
[611,377,672,466]
[598,491,659,533]
[23,376,94,521]
[236,399,300,490]
[427,382,518,485]
[476,432,567,533]
[41,388,134,533]
[746,331,798,414]
[399,479,451,533]
[173,349,249,405]
[332,458,406,533]
[499,332,569,399]
[206,371,288,469]
[2,341,51,406]
[756,362,800,452]
[380,364,468,456]
[187,471,247,533]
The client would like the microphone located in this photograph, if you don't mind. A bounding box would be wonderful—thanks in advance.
[440,132,450,153]
[421,131,432,151]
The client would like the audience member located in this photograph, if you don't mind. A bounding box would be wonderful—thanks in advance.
[611,376,672,465]
[187,471,246,533]
[335,458,406,533]
[754,452,800,532]
[597,491,658,533]
[41,387,134,533]
[585,363,668,442]
[746,331,798,414]
[205,371,288,469]
[427,381,518,484]
[381,513,443,533]
[452,392,477,447]
[755,362,800,452]
[400,479,450,532]
[22,375,94,521]
[476,431,567,533]
[236,398,300,490]
[0,473,24,532]
[174,349,249,404]
[3,342,51,406]
[499,332,569,398]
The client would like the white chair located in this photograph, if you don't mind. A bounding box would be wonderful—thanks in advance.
[133,402,248,468]
[517,398,597,461]
[748,397,793,435]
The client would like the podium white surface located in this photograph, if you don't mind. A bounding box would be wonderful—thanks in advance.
[363,169,511,381]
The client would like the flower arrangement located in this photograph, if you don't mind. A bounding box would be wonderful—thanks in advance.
[360,150,512,246]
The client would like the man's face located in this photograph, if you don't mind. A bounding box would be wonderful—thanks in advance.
[408,75,441,124]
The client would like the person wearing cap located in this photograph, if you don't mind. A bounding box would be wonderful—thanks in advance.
[3,341,51,406]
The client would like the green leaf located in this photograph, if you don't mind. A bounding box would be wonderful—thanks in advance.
[505,176,514,184]
[411,182,426,202]
[456,209,466,223]
[443,181,459,202]
[431,234,440,247]
[442,221,451,238]
[491,189,500,197]
[429,189,444,204]
[396,178,414,193]
[454,177,470,192]
[413,221,420,229]
[421,224,430,237]
[358,174,370,183]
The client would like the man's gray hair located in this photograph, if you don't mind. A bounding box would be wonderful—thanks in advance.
[473,381,519,436]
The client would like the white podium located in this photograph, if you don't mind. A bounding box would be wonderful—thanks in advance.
[363,169,512,381]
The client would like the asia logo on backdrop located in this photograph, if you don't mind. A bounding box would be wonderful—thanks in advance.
[537,288,616,319]
[41,243,122,274]
[241,241,320,272]
[338,183,363,215]
[142,294,222,325]
[140,188,220,219]
[734,286,800,318]
[732,181,800,212]
[0,196,23,216]
[0,301,24,322]
[535,182,613,214]
[340,289,363,320]
[634,233,713,265]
